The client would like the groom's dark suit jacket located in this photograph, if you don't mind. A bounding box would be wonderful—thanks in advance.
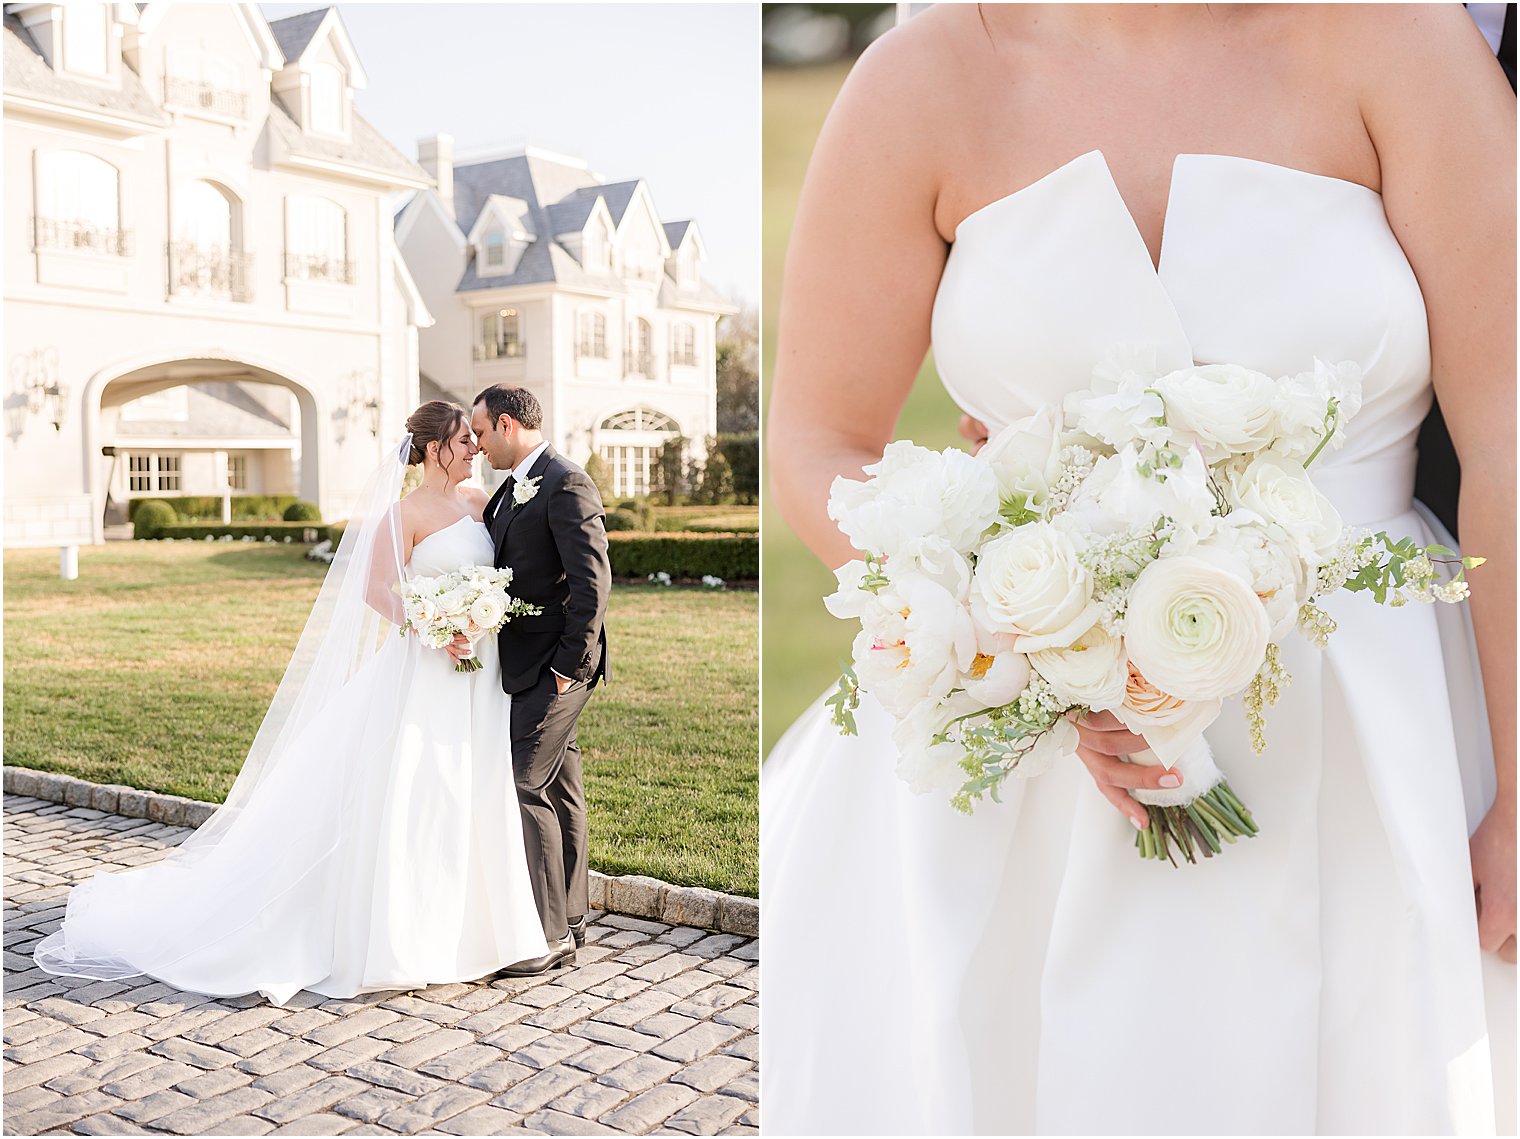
[1418,3,1516,537]
[487,445,611,695]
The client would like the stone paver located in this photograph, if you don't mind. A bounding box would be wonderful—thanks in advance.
[2,794,757,1135]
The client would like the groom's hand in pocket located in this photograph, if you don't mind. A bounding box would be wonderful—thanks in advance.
[553,672,573,695]
[1071,710,1183,831]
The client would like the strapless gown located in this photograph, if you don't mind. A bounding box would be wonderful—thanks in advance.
[762,151,1516,1135]
[34,516,547,1005]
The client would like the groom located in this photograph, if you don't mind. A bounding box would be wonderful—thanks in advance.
[469,384,611,976]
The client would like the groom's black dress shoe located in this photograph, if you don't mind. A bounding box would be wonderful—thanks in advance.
[568,915,587,948]
[496,933,575,978]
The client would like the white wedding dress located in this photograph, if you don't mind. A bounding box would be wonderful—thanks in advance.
[35,515,547,1006]
[763,151,1516,1135]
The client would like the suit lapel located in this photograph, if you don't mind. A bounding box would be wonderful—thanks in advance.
[495,445,557,560]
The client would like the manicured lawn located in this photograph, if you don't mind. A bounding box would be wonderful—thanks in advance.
[761,62,961,753]
[3,543,758,897]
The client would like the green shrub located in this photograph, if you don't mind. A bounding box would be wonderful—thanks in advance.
[584,452,615,504]
[604,508,642,532]
[128,495,303,522]
[715,433,758,504]
[282,500,322,523]
[606,532,757,581]
[155,522,326,542]
[133,500,178,540]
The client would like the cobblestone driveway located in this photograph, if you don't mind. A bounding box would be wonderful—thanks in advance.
[3,795,758,1136]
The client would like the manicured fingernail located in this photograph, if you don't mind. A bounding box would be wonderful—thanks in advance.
[1158,773,1182,789]
[1130,814,1146,830]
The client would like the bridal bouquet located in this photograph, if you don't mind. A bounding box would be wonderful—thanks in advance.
[825,355,1481,865]
[400,565,541,673]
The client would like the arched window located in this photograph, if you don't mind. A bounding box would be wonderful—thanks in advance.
[577,311,607,359]
[171,181,250,300]
[34,150,123,254]
[176,180,233,250]
[625,318,654,377]
[286,195,350,282]
[308,64,344,134]
[596,407,682,497]
[671,323,697,367]
[478,308,523,360]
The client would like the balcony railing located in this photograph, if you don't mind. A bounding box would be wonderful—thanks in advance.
[32,216,132,257]
[284,252,356,284]
[576,340,609,360]
[624,349,655,378]
[165,76,248,119]
[167,242,254,303]
[474,340,527,361]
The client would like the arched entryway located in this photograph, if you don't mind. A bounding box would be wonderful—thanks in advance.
[83,353,321,541]
[593,405,682,497]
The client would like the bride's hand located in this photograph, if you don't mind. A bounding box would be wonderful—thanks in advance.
[1470,799,1517,963]
[959,414,990,455]
[445,633,471,663]
[1072,710,1183,830]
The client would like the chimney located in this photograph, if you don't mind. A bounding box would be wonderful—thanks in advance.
[418,134,454,220]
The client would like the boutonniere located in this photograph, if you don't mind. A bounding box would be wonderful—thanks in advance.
[512,475,541,508]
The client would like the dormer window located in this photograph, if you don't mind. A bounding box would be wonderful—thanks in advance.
[62,5,109,77]
[308,63,345,135]
[482,232,507,272]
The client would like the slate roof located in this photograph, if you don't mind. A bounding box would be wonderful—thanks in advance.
[267,93,428,185]
[267,9,328,63]
[3,14,166,126]
[663,220,692,248]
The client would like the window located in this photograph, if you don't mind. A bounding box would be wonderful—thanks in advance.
[62,6,109,76]
[602,444,656,498]
[34,150,125,255]
[285,195,351,282]
[165,51,246,118]
[625,319,654,377]
[477,308,523,360]
[127,453,181,494]
[227,455,248,490]
[672,323,697,367]
[482,232,506,271]
[176,180,232,250]
[597,408,680,496]
[577,312,607,358]
[309,64,344,134]
[600,407,678,433]
[171,181,251,301]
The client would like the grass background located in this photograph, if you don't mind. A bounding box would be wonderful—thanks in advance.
[761,61,960,754]
[4,543,758,897]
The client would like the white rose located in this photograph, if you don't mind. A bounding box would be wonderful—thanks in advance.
[468,593,508,631]
[1123,555,1271,701]
[828,441,999,563]
[1194,513,1311,640]
[853,574,978,717]
[1220,452,1342,564]
[970,522,1100,652]
[980,405,1067,514]
[1153,363,1280,462]
[1061,443,1214,538]
[1112,662,1224,767]
[434,587,471,618]
[1273,358,1364,461]
[1030,623,1128,711]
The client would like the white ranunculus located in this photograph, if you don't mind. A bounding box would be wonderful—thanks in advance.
[971,522,1100,652]
[1220,452,1342,564]
[1194,513,1311,640]
[1029,623,1128,711]
[468,593,507,631]
[1112,662,1224,766]
[1273,358,1365,461]
[1153,363,1280,462]
[1060,443,1214,538]
[980,405,1068,513]
[1063,370,1170,452]
[1123,555,1271,701]
[852,574,978,717]
[828,441,999,563]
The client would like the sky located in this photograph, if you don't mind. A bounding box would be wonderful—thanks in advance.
[260,3,760,305]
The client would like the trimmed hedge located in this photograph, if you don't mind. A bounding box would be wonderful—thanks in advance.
[128,495,304,522]
[152,522,327,542]
[133,500,178,539]
[606,532,757,582]
[282,500,322,522]
[605,508,643,532]
[653,514,757,533]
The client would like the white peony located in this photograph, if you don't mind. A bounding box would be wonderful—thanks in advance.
[971,522,1100,652]
[979,405,1068,514]
[828,441,999,563]
[1220,452,1342,565]
[1153,363,1280,462]
[1029,623,1128,711]
[1124,555,1271,701]
[404,592,440,630]
[852,574,978,718]
[1273,358,1364,461]
[958,622,1031,709]
[468,592,508,631]
[1060,443,1214,538]
[1194,513,1311,640]
[891,701,968,796]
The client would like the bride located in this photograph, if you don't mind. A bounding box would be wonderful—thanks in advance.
[34,401,548,1005]
[763,4,1515,1135]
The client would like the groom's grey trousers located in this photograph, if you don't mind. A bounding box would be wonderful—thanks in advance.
[510,667,593,942]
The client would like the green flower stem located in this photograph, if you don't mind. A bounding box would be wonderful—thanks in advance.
[1136,780,1258,865]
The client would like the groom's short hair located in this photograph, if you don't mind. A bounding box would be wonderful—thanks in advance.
[474,384,543,431]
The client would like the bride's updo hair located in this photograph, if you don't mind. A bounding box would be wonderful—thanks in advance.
[404,401,468,471]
